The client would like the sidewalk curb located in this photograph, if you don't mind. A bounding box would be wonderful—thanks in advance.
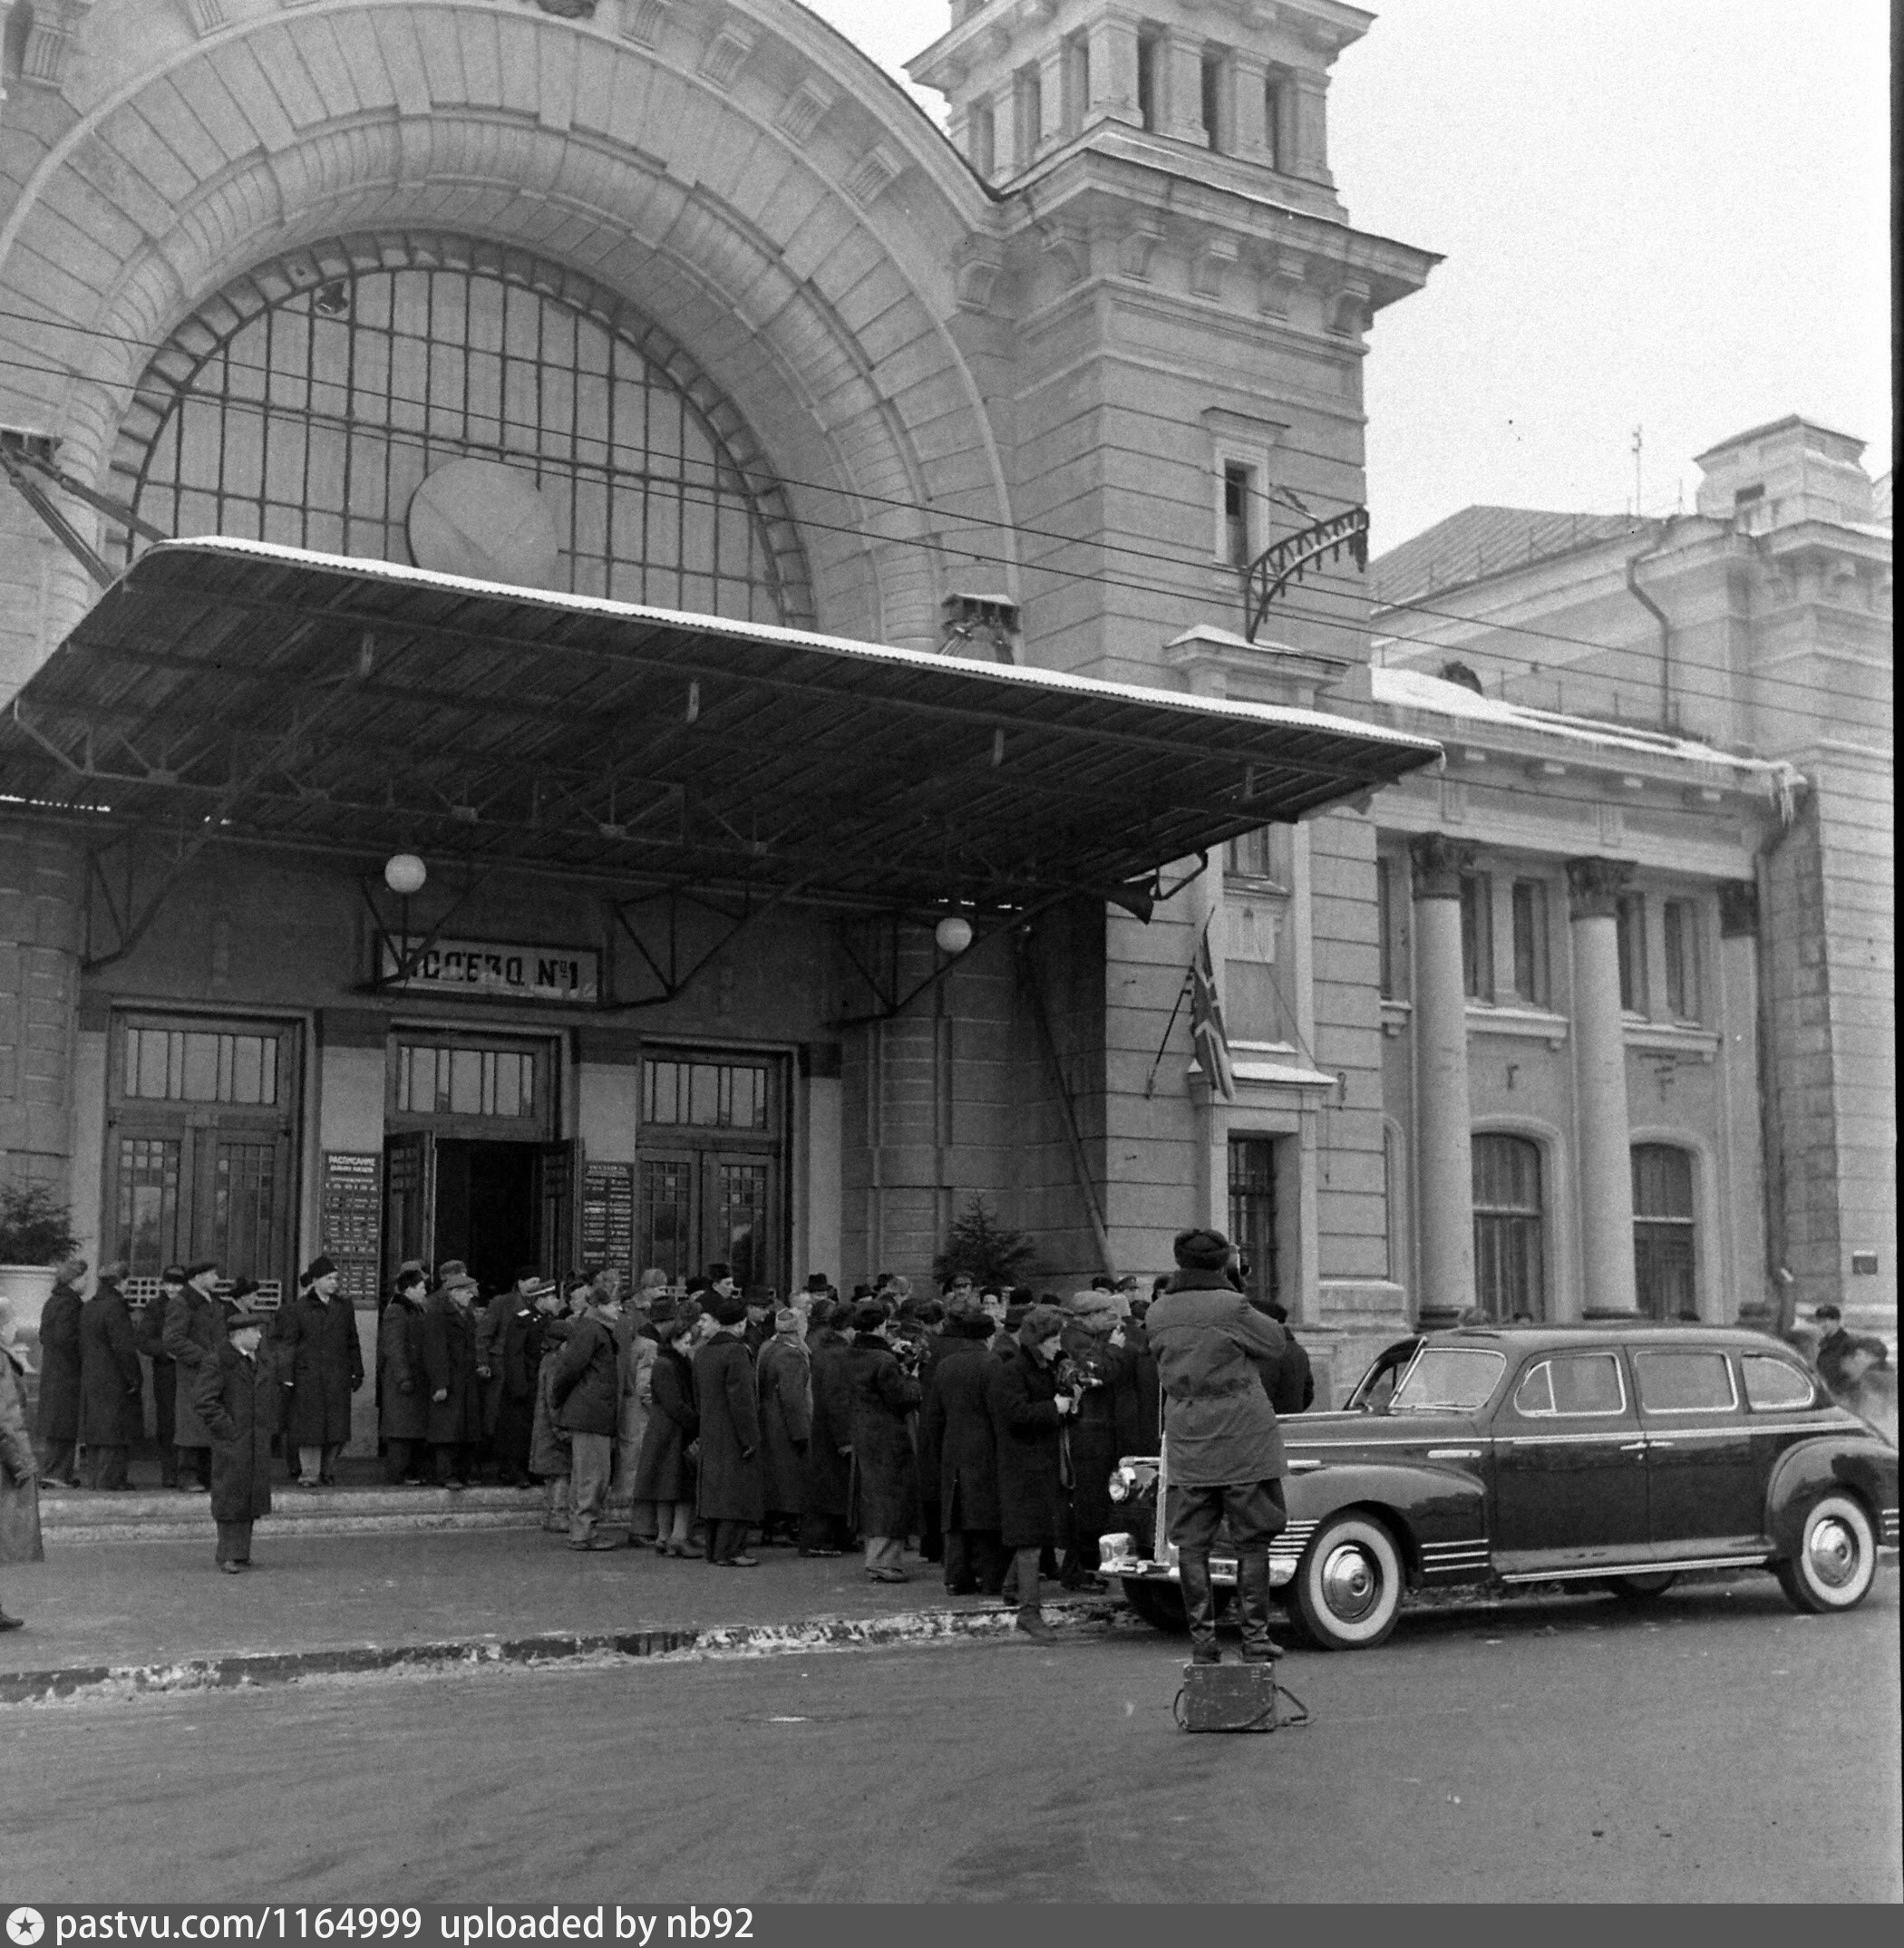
[0,1595,1124,1707]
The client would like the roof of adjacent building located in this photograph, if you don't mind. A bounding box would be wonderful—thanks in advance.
[1367,506,1654,610]
[0,538,1441,916]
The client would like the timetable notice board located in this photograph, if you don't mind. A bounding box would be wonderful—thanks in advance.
[320,1150,383,1307]
[580,1162,636,1283]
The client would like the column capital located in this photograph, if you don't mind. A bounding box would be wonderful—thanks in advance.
[1718,879,1760,938]
[1408,834,1474,901]
[1565,856,1630,920]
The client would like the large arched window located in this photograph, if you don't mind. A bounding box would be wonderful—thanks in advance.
[1632,1144,1698,1321]
[108,234,811,627]
[1472,1134,1545,1321]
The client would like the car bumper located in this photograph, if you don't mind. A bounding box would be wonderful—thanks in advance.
[1097,1533,1297,1588]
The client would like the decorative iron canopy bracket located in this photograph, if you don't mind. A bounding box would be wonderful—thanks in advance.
[0,431,170,588]
[604,876,817,1012]
[1243,506,1370,643]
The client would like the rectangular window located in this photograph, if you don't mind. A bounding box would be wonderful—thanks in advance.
[1222,461,1254,567]
[396,1044,536,1120]
[123,1026,280,1106]
[1064,34,1090,135]
[1617,893,1648,1013]
[1263,76,1284,170]
[1376,856,1399,1000]
[1137,34,1160,131]
[967,99,995,177]
[1663,899,1700,1021]
[1200,51,1225,150]
[1015,64,1043,162]
[1460,873,1493,1001]
[1224,825,1281,883]
[1635,1351,1735,1414]
[1510,879,1549,1006]
[642,1058,770,1131]
[1227,1136,1280,1311]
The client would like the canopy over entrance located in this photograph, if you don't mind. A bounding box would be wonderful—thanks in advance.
[1,538,1439,912]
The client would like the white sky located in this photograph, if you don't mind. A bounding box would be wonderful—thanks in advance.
[802,0,1894,553]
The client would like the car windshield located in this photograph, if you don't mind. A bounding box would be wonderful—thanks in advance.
[1391,1347,1507,1412]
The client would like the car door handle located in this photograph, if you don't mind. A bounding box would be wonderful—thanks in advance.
[1647,1439,1676,1449]
[1618,1439,1647,1452]
[1427,1448,1481,1459]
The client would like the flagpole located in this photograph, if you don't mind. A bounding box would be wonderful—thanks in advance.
[1142,961,1196,1099]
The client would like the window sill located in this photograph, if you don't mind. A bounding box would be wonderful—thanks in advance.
[1624,1022,1721,1062]
[1464,1003,1569,1049]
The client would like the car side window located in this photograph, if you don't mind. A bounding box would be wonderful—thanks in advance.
[1513,1352,1627,1418]
[1740,1354,1817,1411]
[1635,1350,1737,1413]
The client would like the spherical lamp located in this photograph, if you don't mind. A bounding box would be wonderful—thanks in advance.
[934,914,974,955]
[384,852,428,896]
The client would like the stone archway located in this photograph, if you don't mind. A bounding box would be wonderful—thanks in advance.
[0,0,1014,671]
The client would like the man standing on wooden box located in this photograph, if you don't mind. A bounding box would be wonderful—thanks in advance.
[1143,1228,1288,1668]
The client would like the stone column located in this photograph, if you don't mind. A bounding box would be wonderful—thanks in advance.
[1289,69,1334,185]
[1410,836,1475,1326]
[1230,50,1272,164]
[1037,42,1069,151]
[1085,8,1142,127]
[1568,858,1640,1317]
[1717,880,1772,1329]
[1163,31,1208,145]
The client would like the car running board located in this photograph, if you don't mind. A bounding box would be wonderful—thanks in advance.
[1496,1551,1773,1584]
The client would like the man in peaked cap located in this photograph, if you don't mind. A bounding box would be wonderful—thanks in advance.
[195,1306,278,1573]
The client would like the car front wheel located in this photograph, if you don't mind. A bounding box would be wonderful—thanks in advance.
[1292,1512,1404,1651]
[1775,1494,1879,1614]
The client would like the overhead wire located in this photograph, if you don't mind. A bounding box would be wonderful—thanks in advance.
[0,305,1884,720]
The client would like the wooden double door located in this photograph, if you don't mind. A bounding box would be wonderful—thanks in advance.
[104,1013,300,1290]
[382,1130,574,1296]
[637,1148,780,1295]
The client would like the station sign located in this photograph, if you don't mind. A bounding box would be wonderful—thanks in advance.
[379,935,601,1005]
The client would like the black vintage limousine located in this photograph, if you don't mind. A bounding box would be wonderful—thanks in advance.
[1098,1323,1899,1652]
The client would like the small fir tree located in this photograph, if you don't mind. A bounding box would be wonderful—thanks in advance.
[932,1195,1037,1292]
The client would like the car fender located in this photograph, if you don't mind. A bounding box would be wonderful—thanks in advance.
[1283,1460,1489,1579]
[1763,1434,1900,1558]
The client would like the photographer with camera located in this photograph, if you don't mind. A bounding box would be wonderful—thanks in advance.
[1146,1228,1289,1666]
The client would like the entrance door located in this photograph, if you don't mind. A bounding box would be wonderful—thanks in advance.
[385,1133,576,1294]
[104,1014,300,1293]
[383,1130,436,1285]
[636,1050,788,1294]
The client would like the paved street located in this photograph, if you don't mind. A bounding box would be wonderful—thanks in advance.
[7,1571,1897,1903]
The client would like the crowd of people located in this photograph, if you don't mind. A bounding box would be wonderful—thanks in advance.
[2,1238,1892,1640]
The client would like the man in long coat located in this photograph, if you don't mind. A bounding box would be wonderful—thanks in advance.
[78,1265,143,1490]
[475,1265,541,1473]
[1145,1227,1288,1666]
[845,1304,923,1583]
[193,1306,277,1571]
[987,1304,1076,1642]
[133,1265,185,1488]
[376,1264,432,1484]
[1058,1291,1130,1586]
[161,1261,224,1491]
[755,1308,811,1545]
[548,1283,624,1549]
[692,1292,763,1566]
[497,1279,560,1491]
[799,1301,853,1556]
[421,1270,484,1488]
[33,1255,85,1487]
[919,1308,1005,1596]
[274,1255,363,1486]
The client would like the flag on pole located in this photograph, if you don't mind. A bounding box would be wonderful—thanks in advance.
[1189,918,1237,1100]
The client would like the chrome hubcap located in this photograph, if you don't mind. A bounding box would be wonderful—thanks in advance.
[1808,1517,1860,1588]
[1321,1544,1381,1622]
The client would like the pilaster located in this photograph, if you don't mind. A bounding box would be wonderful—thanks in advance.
[1409,835,1475,1325]
[1567,858,1640,1317]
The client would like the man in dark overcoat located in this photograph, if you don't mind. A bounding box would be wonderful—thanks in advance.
[493,1278,558,1488]
[548,1283,623,1548]
[918,1307,1004,1596]
[193,1306,277,1571]
[376,1264,432,1485]
[1058,1291,1130,1586]
[755,1307,811,1545]
[799,1301,853,1556]
[162,1261,224,1491]
[692,1292,763,1566]
[1254,1298,1315,1415]
[845,1304,923,1584]
[78,1265,143,1490]
[1146,1227,1288,1666]
[421,1270,484,1488]
[34,1255,86,1487]
[135,1265,187,1488]
[274,1255,363,1486]
[475,1265,540,1474]
[987,1304,1076,1642]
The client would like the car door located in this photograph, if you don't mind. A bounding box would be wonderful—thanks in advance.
[1631,1345,1765,1553]
[1490,1347,1649,1574]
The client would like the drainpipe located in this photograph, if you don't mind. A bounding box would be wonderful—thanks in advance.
[1624,519,1676,730]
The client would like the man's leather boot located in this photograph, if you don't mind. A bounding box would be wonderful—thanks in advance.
[1179,1549,1221,1664]
[1237,1549,1281,1664]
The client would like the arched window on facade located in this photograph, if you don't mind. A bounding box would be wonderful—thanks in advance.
[1472,1134,1544,1321]
[1632,1144,1698,1321]
[107,233,812,628]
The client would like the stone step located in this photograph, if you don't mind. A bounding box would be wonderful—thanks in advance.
[39,1484,550,1543]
